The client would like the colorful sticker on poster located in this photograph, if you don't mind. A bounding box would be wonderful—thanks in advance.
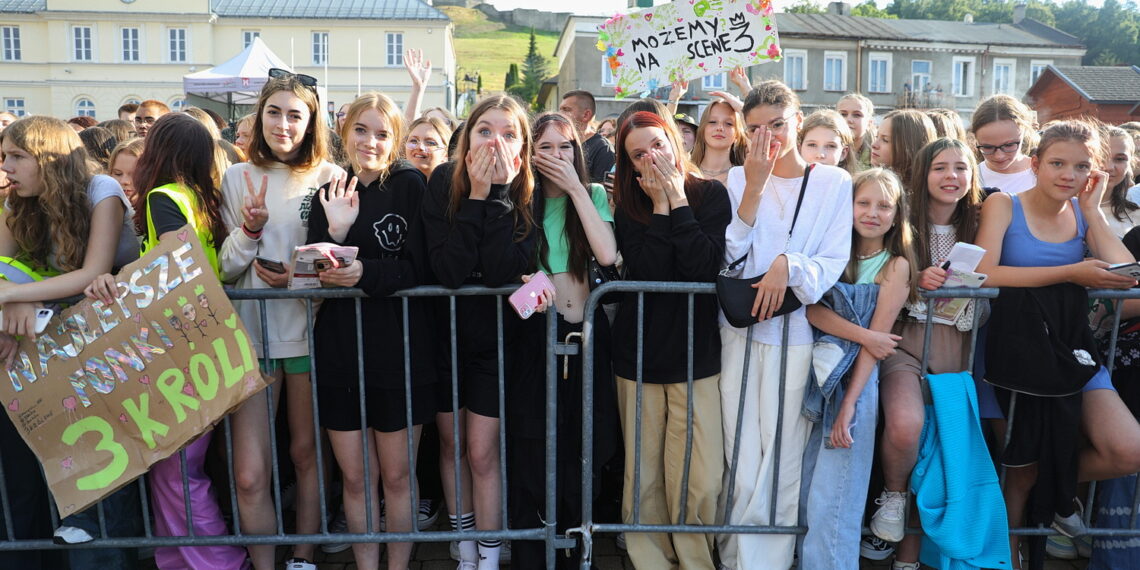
[597,0,781,98]
[0,226,268,516]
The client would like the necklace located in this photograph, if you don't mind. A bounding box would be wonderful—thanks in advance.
[856,247,886,260]
[770,188,788,219]
[701,165,731,177]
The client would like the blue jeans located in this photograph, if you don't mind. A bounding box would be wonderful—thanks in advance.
[797,368,879,570]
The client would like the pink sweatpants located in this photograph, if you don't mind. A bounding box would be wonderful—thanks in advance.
[148,431,249,570]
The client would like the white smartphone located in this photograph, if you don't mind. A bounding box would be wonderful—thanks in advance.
[0,308,54,335]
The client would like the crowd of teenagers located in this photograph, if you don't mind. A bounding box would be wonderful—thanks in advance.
[4,54,1140,570]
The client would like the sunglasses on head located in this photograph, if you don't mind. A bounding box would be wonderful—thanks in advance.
[268,68,318,89]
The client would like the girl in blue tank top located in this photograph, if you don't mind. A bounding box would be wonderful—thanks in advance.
[976,120,1140,569]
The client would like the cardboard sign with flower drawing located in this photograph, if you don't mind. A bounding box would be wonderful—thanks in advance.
[597,0,781,99]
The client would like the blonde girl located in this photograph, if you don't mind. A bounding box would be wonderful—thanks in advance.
[220,70,344,570]
[926,108,968,141]
[420,94,537,570]
[403,115,453,182]
[801,167,916,569]
[870,138,985,569]
[799,109,857,175]
[690,100,748,184]
[970,94,1038,194]
[871,109,938,191]
[306,92,435,570]
[837,93,876,168]
[233,113,255,158]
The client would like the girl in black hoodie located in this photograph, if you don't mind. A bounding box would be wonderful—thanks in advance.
[306,92,435,570]
[420,94,537,569]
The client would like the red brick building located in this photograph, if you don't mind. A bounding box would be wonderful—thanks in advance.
[1025,65,1140,124]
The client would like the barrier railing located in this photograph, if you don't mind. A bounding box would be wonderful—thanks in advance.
[5,283,1140,568]
[0,285,563,569]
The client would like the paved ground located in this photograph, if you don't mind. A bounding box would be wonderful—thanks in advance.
[134,529,1093,569]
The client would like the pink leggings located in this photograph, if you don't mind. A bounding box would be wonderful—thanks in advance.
[148,431,248,570]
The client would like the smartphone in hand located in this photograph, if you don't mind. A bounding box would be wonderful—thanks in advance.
[508,271,555,319]
[254,257,287,274]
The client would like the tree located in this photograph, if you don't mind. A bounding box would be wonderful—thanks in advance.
[784,0,825,14]
[520,29,549,110]
[852,1,897,19]
[504,63,519,91]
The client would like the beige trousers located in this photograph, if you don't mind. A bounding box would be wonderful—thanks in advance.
[617,375,724,570]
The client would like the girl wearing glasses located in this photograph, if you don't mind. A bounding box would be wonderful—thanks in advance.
[403,116,453,181]
[970,95,1038,195]
[219,70,343,570]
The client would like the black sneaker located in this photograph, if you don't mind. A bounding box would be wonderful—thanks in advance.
[860,536,895,560]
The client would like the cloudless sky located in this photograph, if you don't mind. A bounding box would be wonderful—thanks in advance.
[484,0,1106,17]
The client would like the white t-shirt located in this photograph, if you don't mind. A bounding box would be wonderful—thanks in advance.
[979,162,1035,195]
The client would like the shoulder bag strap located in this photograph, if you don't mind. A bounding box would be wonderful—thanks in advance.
[725,163,815,271]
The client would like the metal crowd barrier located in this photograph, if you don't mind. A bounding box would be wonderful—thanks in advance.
[5,283,1140,567]
[0,285,563,569]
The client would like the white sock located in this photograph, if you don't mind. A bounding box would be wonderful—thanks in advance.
[449,512,478,562]
[477,540,501,570]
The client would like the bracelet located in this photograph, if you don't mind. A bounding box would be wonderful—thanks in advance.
[242,224,263,239]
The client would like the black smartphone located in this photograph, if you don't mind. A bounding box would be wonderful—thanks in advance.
[254,257,287,274]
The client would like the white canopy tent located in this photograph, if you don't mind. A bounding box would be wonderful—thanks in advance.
[182,37,326,121]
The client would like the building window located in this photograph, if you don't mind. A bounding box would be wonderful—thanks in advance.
[1,26,20,61]
[868,52,891,93]
[952,56,975,97]
[783,49,807,91]
[4,98,25,117]
[72,25,93,61]
[993,59,1015,94]
[123,97,141,105]
[601,60,615,86]
[824,51,847,92]
[168,28,187,63]
[170,98,186,112]
[910,60,931,92]
[386,33,403,66]
[121,27,140,62]
[75,98,96,118]
[702,73,726,91]
[312,32,329,65]
[243,30,260,49]
[1030,60,1052,85]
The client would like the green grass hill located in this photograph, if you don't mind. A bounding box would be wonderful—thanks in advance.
[440,6,560,99]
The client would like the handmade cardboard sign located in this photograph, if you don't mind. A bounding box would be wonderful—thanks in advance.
[596,0,782,98]
[0,226,268,516]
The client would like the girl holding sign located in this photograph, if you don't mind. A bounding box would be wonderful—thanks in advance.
[86,112,243,569]
[305,92,436,570]
[0,115,142,567]
[218,70,343,570]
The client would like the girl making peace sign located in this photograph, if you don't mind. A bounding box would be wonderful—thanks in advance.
[218,70,343,570]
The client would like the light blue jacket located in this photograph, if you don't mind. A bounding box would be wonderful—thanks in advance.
[913,371,1012,570]
[802,282,879,429]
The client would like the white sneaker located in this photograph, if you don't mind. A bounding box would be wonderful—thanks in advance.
[283,557,317,570]
[870,490,908,543]
[891,561,920,570]
[457,562,478,570]
[52,525,94,545]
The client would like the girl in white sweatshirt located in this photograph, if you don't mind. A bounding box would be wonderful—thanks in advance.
[218,71,343,570]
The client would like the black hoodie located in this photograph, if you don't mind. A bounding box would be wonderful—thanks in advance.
[306,160,437,388]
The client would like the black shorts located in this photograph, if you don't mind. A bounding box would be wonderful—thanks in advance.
[318,381,435,433]
[436,349,503,419]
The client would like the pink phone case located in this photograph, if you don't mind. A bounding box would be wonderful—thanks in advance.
[509,272,555,319]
